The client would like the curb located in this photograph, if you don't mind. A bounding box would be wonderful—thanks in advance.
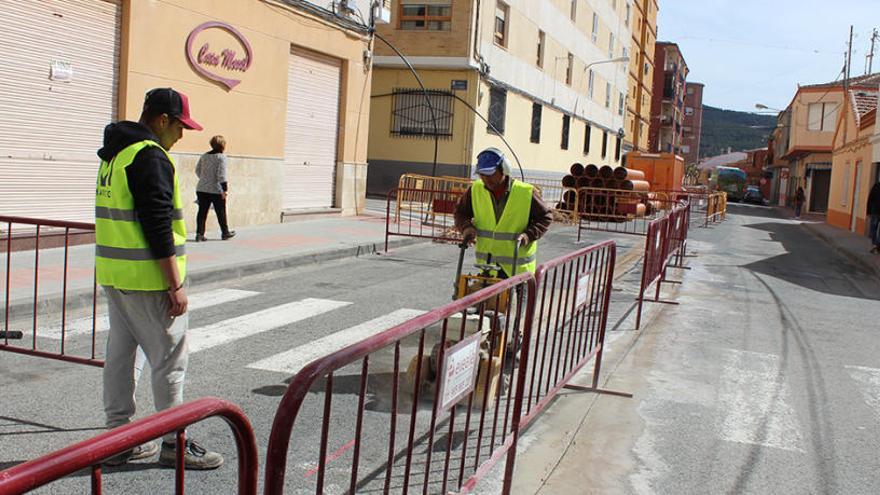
[801,222,880,281]
[7,236,428,319]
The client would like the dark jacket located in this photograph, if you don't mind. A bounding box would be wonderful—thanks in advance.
[97,121,177,259]
[868,182,880,216]
[454,178,553,243]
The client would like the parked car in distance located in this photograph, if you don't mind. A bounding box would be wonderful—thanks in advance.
[742,186,767,205]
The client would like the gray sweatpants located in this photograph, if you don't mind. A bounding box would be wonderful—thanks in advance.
[102,287,188,442]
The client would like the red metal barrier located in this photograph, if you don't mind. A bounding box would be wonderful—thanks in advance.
[665,205,690,268]
[1,215,103,367]
[521,240,620,428]
[576,188,680,239]
[0,397,259,495]
[385,188,464,251]
[635,216,670,330]
[264,272,536,495]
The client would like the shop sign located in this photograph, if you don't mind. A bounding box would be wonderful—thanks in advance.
[186,21,253,90]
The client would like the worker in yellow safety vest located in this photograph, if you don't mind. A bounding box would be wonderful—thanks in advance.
[95,88,223,470]
[454,148,553,277]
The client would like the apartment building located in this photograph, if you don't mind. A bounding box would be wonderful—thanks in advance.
[681,82,704,165]
[624,0,658,152]
[366,0,633,194]
[774,74,880,215]
[648,42,688,155]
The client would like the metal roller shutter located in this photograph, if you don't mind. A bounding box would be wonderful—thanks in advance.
[283,47,342,210]
[0,0,120,223]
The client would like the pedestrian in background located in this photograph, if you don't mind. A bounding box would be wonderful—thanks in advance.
[867,180,880,254]
[195,135,235,241]
[794,186,806,219]
[95,87,223,469]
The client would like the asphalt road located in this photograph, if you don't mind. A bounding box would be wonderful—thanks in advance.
[511,204,880,495]
[0,224,642,494]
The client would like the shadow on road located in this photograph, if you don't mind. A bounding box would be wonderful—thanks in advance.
[740,220,879,301]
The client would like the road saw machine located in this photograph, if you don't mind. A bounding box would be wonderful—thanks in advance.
[404,242,522,410]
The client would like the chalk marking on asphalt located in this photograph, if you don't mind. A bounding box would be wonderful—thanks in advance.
[187,298,351,353]
[718,349,803,452]
[37,289,261,340]
[303,439,357,478]
[247,308,424,375]
[845,365,880,420]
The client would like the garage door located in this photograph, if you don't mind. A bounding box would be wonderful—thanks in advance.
[0,0,121,223]
[283,47,342,210]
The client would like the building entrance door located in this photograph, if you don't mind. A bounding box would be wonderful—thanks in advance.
[850,162,862,232]
[808,169,831,213]
[282,47,341,210]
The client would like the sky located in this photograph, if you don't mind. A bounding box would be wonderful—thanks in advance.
[657,0,880,113]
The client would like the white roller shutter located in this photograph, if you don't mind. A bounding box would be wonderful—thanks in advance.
[0,0,120,223]
[283,47,342,210]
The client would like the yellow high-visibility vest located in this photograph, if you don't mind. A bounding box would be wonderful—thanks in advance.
[472,179,537,275]
[95,140,187,290]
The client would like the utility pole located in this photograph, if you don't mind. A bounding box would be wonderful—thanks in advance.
[867,28,878,75]
[844,25,853,144]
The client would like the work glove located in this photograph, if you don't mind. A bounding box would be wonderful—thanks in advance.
[462,227,477,246]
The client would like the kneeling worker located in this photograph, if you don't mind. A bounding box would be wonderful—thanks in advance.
[454,147,553,277]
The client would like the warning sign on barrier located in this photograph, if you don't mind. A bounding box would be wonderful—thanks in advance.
[439,333,481,411]
[575,271,593,309]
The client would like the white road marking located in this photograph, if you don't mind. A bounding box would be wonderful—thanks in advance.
[37,289,261,340]
[188,298,351,353]
[718,349,803,452]
[845,365,880,420]
[247,309,424,375]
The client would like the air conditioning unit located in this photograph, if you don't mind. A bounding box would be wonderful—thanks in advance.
[372,0,392,24]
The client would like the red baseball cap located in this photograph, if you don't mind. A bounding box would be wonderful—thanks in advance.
[143,88,203,131]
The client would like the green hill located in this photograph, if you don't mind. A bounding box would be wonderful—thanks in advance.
[699,105,775,157]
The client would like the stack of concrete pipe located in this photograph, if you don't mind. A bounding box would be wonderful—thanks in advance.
[557,163,659,220]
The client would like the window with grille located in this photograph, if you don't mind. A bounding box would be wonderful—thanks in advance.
[530,103,542,143]
[488,86,507,134]
[391,89,454,138]
[561,115,571,150]
[399,4,452,30]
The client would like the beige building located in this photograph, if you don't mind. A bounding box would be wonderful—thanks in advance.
[828,87,878,234]
[775,75,880,214]
[367,0,633,194]
[624,0,658,152]
[0,0,374,233]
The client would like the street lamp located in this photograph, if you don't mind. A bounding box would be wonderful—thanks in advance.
[755,103,782,112]
[584,56,630,72]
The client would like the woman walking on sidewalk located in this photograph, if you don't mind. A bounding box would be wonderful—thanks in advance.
[868,181,880,254]
[195,135,235,241]
[794,186,806,219]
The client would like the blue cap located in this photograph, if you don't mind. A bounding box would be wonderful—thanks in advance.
[476,148,504,175]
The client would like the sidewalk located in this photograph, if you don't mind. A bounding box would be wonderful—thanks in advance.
[774,206,880,280]
[2,211,417,316]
